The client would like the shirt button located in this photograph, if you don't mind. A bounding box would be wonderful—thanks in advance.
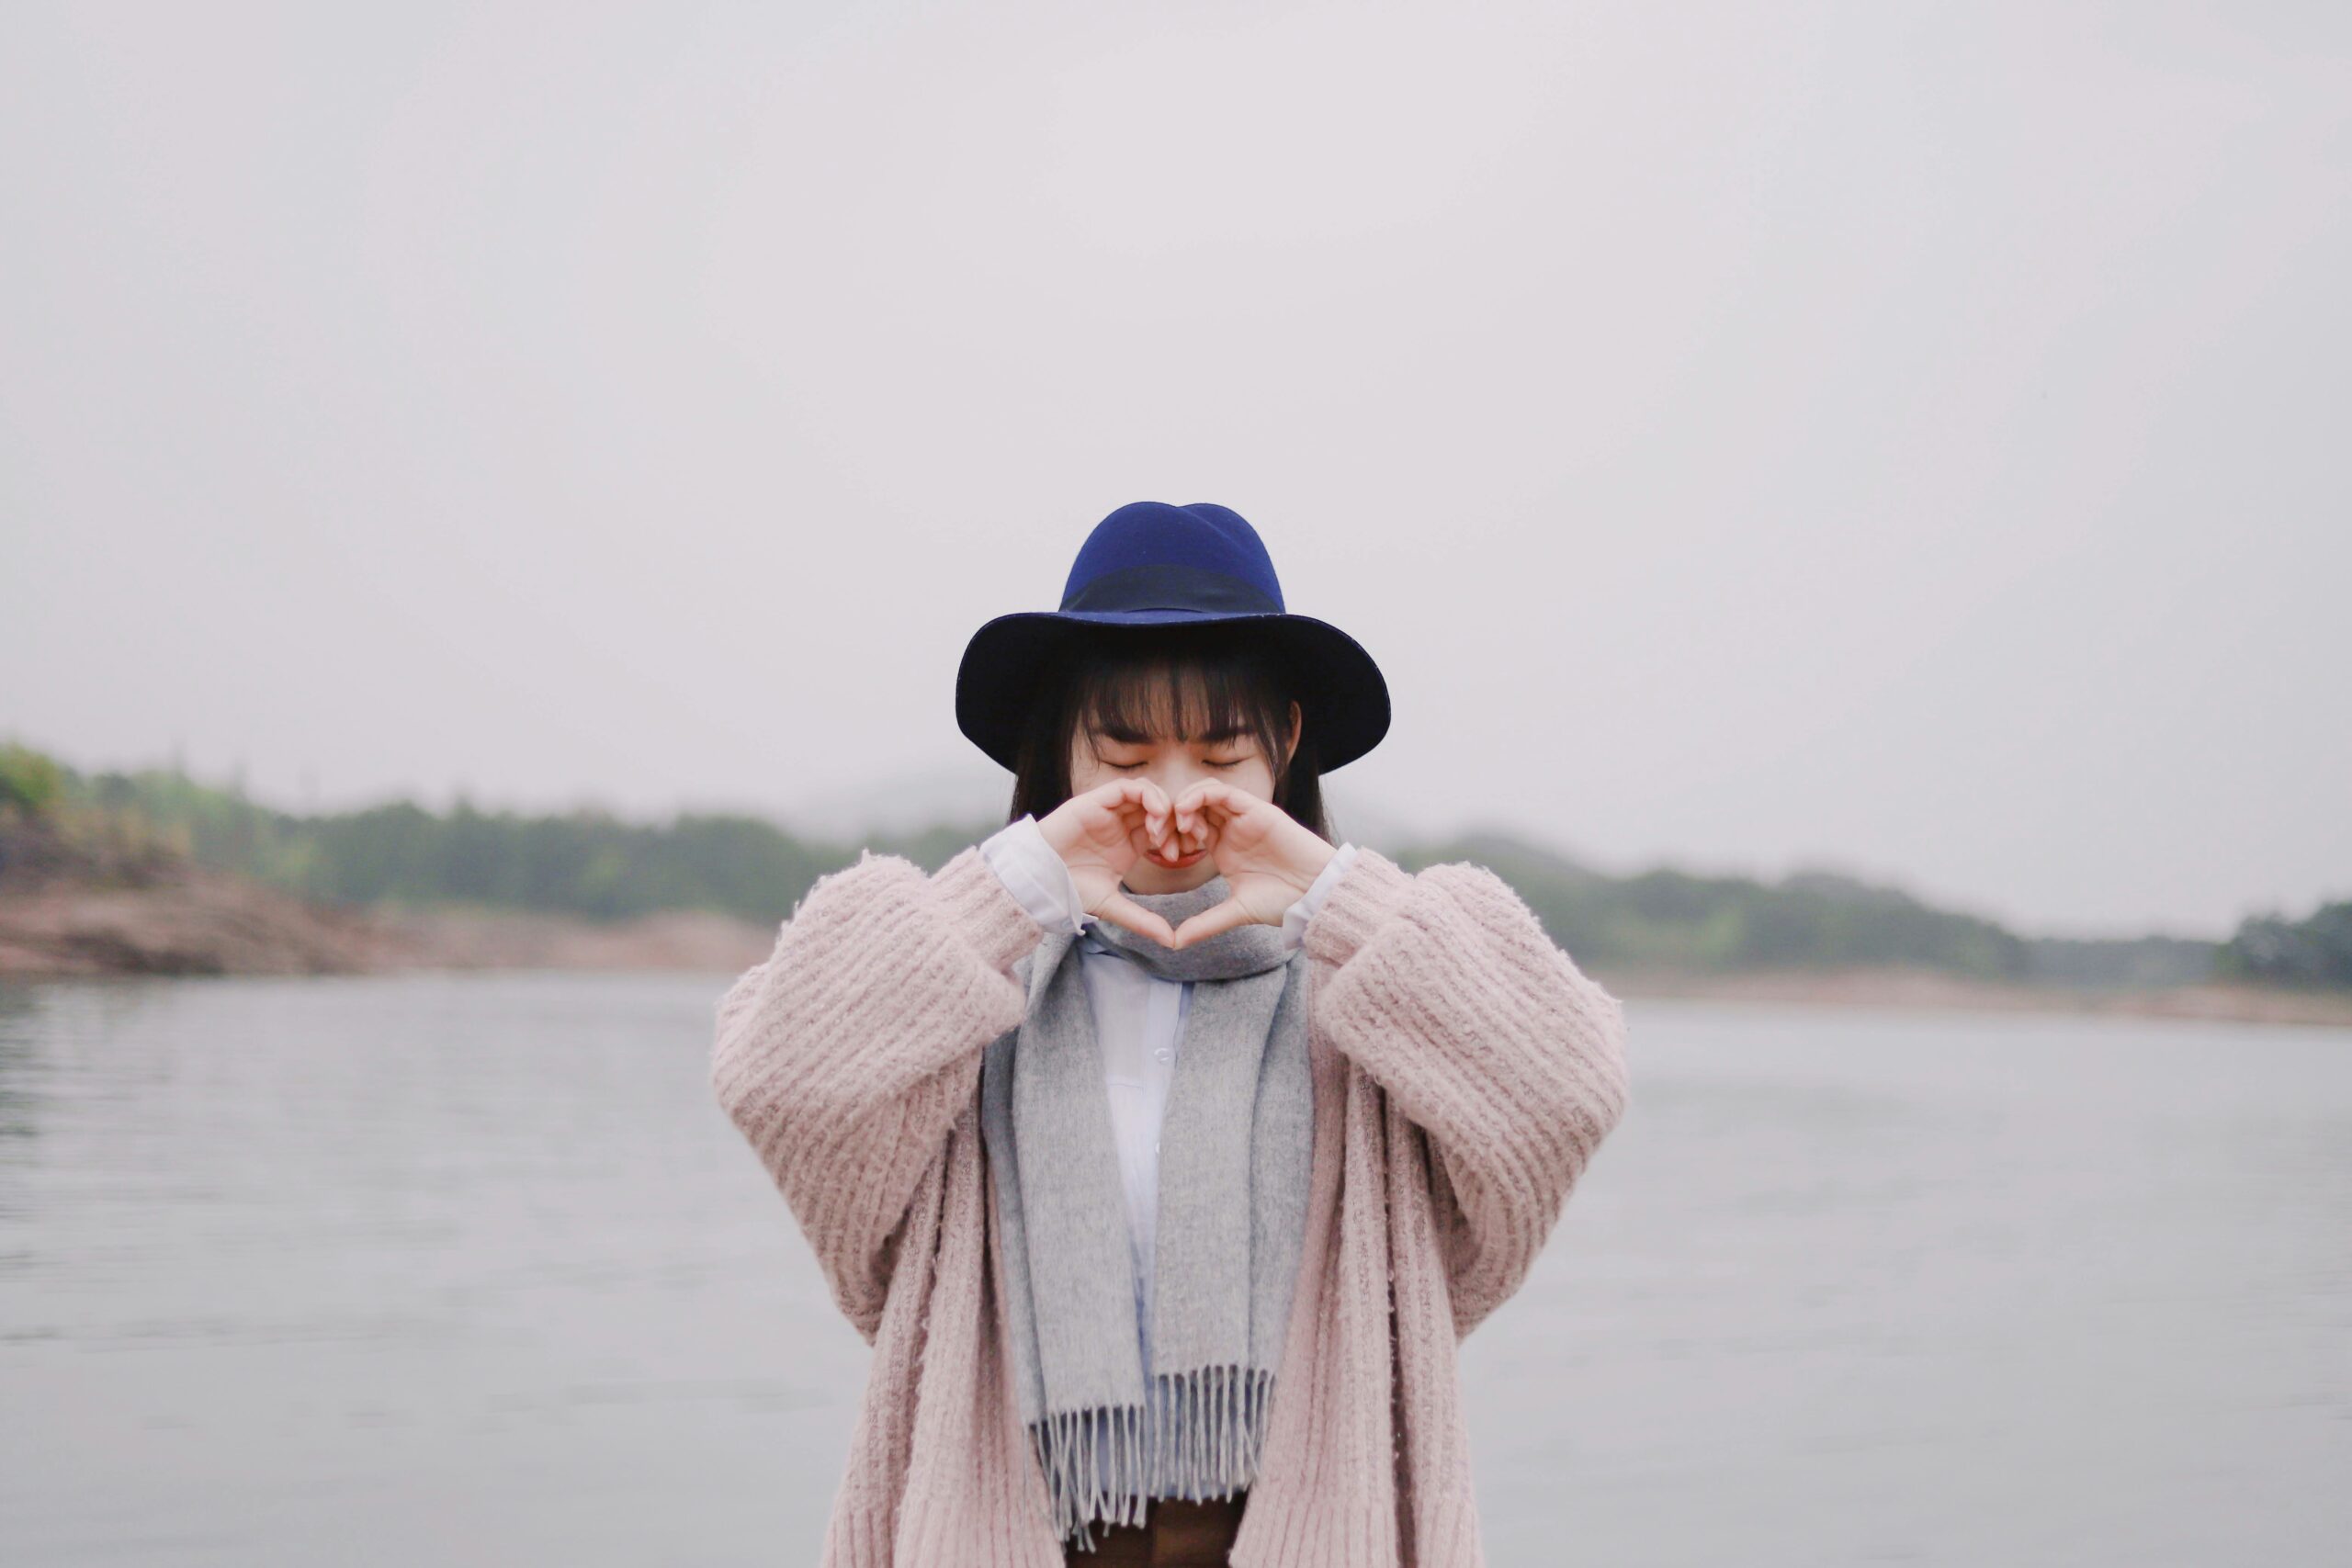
[1152,1046,1171,1062]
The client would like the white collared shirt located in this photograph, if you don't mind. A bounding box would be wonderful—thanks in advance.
[978,814,1357,1362]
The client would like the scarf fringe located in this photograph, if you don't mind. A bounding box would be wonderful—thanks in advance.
[1035,1364,1276,1552]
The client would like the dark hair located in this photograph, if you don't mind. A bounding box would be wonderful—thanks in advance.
[1006,623,1336,842]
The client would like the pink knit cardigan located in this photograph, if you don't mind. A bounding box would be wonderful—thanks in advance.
[710,840,1630,1567]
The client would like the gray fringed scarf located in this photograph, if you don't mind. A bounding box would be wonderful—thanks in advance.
[978,872,1315,1552]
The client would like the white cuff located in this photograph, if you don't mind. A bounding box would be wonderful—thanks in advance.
[978,814,1086,936]
[1280,841,1359,951]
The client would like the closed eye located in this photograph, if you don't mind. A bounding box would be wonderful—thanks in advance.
[1102,753,1246,770]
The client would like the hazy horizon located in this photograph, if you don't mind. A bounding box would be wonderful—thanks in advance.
[5,5,2346,938]
[3,729,2304,945]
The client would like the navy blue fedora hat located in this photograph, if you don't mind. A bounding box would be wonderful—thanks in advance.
[956,502,1391,773]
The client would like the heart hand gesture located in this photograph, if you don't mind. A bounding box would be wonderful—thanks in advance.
[1160,778,1338,948]
[1034,778,1186,946]
[1034,777,1339,949]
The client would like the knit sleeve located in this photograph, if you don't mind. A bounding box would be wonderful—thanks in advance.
[1301,844,1630,1339]
[711,842,1046,1342]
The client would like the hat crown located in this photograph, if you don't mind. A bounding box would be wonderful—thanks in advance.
[1060,502,1286,614]
[956,498,1389,775]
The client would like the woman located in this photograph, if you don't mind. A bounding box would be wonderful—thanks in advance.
[711,502,1630,1567]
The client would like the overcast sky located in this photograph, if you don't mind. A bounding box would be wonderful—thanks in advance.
[3,3,2346,936]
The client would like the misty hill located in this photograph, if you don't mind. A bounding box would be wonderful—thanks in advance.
[1382,829,2219,986]
[4,740,2339,989]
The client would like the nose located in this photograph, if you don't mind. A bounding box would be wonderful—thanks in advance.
[1147,758,1216,804]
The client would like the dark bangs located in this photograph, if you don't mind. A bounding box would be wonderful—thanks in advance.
[1006,623,1335,842]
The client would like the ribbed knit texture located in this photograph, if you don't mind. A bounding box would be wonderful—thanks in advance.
[711,840,1631,1568]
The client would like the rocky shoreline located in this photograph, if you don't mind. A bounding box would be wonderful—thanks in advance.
[0,862,775,980]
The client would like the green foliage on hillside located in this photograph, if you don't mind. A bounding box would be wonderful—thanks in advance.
[0,742,66,818]
[2221,900,2352,987]
[1394,830,2035,980]
[9,739,2337,987]
[1,740,197,883]
[16,744,960,925]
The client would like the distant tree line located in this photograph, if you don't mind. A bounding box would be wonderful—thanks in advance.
[1412,835,2036,979]
[2219,901,2352,987]
[36,755,883,924]
[4,739,2344,988]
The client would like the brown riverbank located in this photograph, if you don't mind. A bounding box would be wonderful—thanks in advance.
[0,869,775,979]
[3,857,2346,1027]
[0,855,393,976]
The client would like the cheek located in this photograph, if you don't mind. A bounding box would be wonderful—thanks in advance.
[1067,739,1106,794]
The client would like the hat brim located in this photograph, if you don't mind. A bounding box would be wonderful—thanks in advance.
[956,609,1390,776]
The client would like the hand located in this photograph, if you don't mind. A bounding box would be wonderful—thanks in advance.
[1034,778,1183,946]
[1160,779,1338,949]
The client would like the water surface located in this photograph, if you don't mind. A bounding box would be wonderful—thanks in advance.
[2,976,2345,1565]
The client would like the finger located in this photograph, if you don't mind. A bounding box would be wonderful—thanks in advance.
[1183,776,1246,821]
[1169,895,1261,949]
[1125,789,1176,855]
[1175,777,1246,842]
[1103,777,1170,848]
[1170,778,1209,828]
[1144,779,1182,849]
[1171,805,1216,856]
[1126,815,1171,863]
[1122,776,1165,829]
[1091,890,1177,947]
[1136,812,1200,861]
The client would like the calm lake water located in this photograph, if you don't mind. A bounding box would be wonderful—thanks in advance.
[2,974,2346,1566]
